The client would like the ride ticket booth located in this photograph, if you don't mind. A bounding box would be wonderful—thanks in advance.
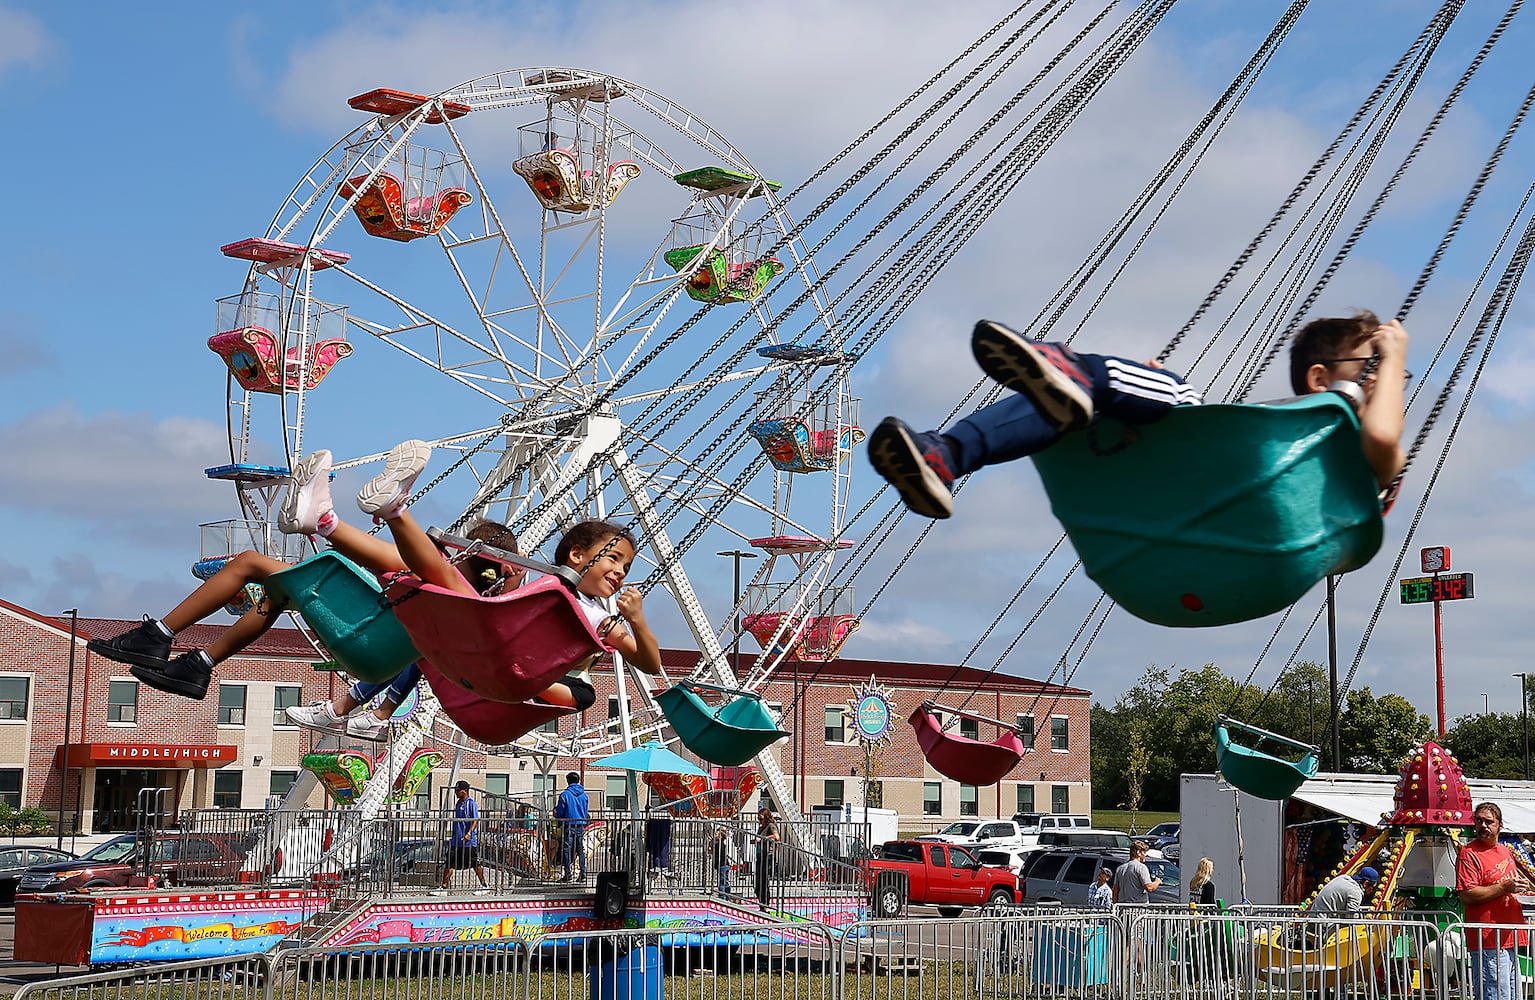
[58,743,238,832]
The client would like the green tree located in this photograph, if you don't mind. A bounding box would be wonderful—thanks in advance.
[1443,712,1526,780]
[1123,721,1151,832]
[1337,687,1433,773]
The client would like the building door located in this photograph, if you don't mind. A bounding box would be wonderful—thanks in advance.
[92,770,177,831]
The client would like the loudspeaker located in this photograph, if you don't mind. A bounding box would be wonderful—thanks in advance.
[594,871,630,920]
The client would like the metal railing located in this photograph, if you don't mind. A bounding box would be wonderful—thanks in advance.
[23,905,1522,1000]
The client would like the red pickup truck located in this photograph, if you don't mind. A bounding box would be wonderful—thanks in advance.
[863,840,1020,917]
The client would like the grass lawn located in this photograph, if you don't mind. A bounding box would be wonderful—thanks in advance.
[1090,808,1178,834]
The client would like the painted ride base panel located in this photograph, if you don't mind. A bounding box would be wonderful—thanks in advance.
[17,887,868,963]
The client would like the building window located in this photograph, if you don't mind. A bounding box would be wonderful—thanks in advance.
[107,680,138,724]
[823,780,844,808]
[1016,714,1035,749]
[0,678,27,721]
[533,772,557,805]
[269,771,297,799]
[213,771,242,809]
[1016,783,1035,814]
[960,784,979,817]
[218,685,247,726]
[923,782,942,816]
[605,776,629,812]
[824,706,846,744]
[1051,717,1069,751]
[1051,784,1070,814]
[485,774,510,798]
[412,774,432,811]
[0,770,20,809]
[960,717,979,741]
[273,685,301,727]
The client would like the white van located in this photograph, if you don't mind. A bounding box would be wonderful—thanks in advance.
[1010,813,1092,845]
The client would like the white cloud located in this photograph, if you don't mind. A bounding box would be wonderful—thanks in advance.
[0,7,55,77]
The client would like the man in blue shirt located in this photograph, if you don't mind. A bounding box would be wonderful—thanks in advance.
[439,780,489,894]
[554,772,590,881]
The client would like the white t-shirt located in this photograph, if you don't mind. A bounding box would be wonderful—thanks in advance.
[567,591,617,685]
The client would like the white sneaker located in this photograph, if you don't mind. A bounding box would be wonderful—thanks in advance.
[279,450,334,535]
[285,701,350,733]
[346,713,391,740]
[429,889,448,897]
[357,440,432,519]
[473,888,491,896]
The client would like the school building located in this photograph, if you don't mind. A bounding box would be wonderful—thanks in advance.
[0,597,1091,832]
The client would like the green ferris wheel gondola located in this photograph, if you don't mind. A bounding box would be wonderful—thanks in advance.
[1213,715,1320,800]
[1031,393,1384,628]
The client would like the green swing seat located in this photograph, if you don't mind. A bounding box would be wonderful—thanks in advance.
[1213,715,1319,800]
[656,684,789,767]
[263,550,420,683]
[1031,393,1384,627]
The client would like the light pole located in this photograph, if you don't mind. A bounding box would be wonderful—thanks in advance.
[58,610,78,848]
[1483,693,1490,715]
[1516,673,1530,780]
[714,550,758,678]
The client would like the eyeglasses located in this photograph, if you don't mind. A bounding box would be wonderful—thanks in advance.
[1321,357,1415,380]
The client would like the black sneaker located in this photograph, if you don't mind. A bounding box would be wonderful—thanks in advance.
[132,650,212,700]
[867,417,958,519]
[971,320,1094,431]
[87,618,171,670]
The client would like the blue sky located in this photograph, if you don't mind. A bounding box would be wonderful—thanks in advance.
[4,1,1535,726]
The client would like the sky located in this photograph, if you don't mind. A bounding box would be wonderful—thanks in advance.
[3,0,1534,731]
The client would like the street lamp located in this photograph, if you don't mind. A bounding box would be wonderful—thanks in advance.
[715,550,758,677]
[1516,673,1530,780]
[1483,693,1490,715]
[59,609,79,849]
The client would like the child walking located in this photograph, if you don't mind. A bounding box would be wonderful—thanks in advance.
[869,315,1408,518]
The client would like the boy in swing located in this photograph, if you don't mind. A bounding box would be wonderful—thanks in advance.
[869,314,1409,518]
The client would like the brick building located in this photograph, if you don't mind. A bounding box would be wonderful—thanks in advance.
[2,597,1090,831]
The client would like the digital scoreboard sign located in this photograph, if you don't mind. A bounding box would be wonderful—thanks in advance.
[1399,573,1475,605]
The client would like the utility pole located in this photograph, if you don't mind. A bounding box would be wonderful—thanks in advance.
[714,550,758,679]
[1516,673,1530,781]
[59,610,79,848]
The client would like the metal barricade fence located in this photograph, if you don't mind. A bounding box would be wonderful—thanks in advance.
[838,910,1125,999]
[275,938,530,1000]
[14,953,273,1000]
[1124,907,1458,1000]
[1455,921,1535,1000]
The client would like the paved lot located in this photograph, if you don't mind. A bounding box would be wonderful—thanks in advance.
[0,907,90,993]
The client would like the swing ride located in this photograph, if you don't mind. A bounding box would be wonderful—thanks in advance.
[193,2,1535,852]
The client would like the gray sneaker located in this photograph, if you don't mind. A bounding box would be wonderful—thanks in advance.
[357,440,432,518]
[970,320,1094,431]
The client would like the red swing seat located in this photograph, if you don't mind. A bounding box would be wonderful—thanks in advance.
[910,704,1027,786]
[387,573,605,704]
[418,659,576,745]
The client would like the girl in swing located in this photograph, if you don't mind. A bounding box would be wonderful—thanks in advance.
[869,314,1409,518]
[90,442,658,721]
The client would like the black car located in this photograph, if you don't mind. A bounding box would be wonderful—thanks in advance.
[0,847,75,903]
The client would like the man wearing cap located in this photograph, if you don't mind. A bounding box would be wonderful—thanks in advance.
[1312,866,1378,918]
[1457,801,1530,1000]
[439,780,489,894]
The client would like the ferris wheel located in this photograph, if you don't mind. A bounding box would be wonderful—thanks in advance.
[202,68,863,812]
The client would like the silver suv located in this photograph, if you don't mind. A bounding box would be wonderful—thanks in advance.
[1021,849,1180,906]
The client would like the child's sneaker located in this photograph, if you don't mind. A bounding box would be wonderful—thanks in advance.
[88,617,171,670]
[285,701,353,733]
[971,320,1094,431]
[867,417,957,519]
[132,649,213,700]
[346,713,391,741]
[357,440,432,519]
[279,450,334,535]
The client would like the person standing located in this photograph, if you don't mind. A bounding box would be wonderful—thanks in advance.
[439,780,489,894]
[1190,857,1218,906]
[755,807,781,909]
[1457,802,1531,1000]
[1112,841,1163,904]
[712,826,734,897]
[1312,867,1377,917]
[1088,866,1114,910]
[555,772,590,882]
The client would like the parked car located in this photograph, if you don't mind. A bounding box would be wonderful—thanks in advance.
[1144,821,1180,849]
[1009,814,1092,843]
[863,840,1020,917]
[0,847,75,904]
[1162,839,1181,862]
[1022,849,1180,906]
[17,833,246,895]
[918,820,1028,849]
[974,847,1036,882]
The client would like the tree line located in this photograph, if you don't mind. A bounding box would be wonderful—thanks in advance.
[1091,662,1447,812]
